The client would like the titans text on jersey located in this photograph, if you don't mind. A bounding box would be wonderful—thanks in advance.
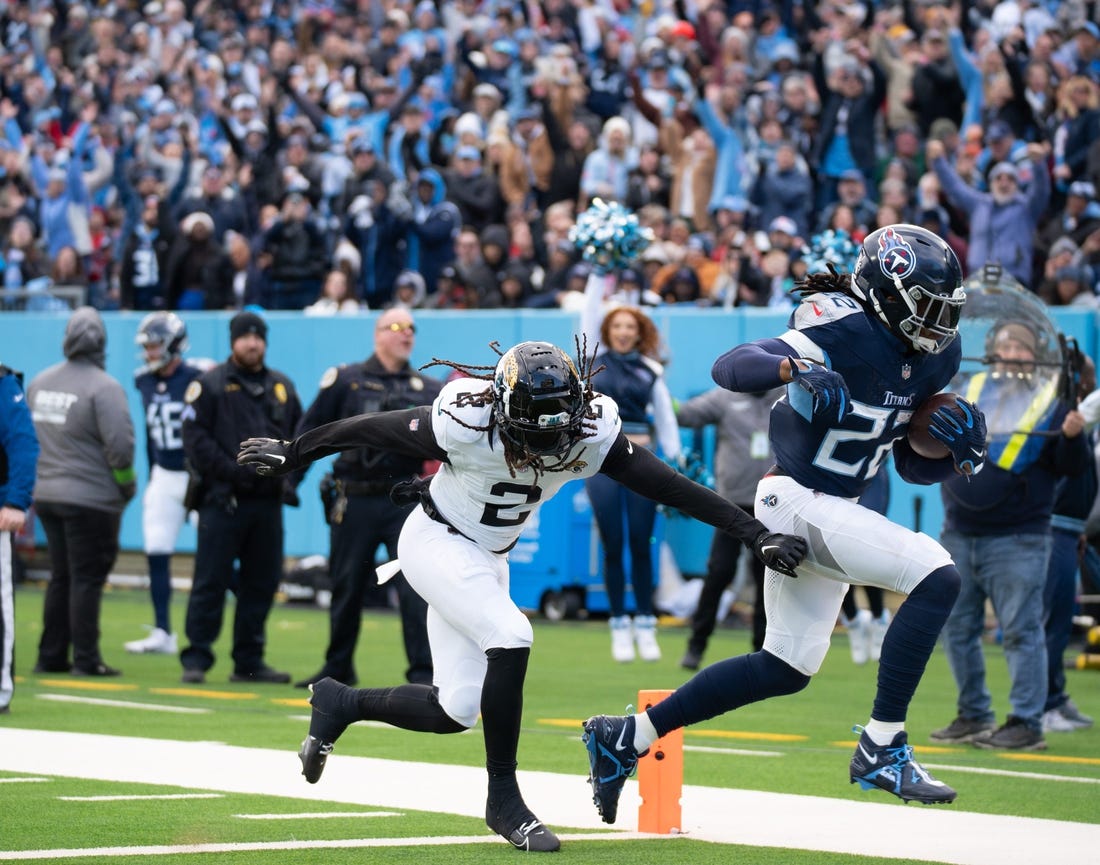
[766,291,960,498]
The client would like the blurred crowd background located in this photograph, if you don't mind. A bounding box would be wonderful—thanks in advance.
[2,0,1100,315]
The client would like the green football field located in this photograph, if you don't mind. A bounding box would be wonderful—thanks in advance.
[2,582,1098,864]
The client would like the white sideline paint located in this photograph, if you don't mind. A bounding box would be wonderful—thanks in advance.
[58,794,223,802]
[37,694,211,714]
[233,811,404,820]
[1,727,1099,865]
[0,833,653,860]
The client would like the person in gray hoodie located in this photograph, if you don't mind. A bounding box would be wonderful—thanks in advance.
[28,306,136,677]
[676,386,782,669]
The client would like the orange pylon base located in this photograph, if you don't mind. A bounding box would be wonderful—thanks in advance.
[636,688,683,834]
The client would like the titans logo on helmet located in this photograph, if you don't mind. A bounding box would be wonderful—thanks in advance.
[877,226,916,280]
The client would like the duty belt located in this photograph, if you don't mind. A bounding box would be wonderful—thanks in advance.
[339,478,407,497]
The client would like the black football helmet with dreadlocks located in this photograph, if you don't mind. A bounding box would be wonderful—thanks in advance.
[492,341,589,463]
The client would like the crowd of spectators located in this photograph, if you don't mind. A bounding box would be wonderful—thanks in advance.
[3,0,1100,314]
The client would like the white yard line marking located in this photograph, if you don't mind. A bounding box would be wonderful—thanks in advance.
[0,832,650,860]
[58,794,223,802]
[0,778,48,784]
[0,728,1098,865]
[233,811,404,820]
[37,694,210,714]
[924,762,1100,785]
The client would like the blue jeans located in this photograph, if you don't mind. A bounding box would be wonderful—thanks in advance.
[586,472,657,617]
[1044,527,1079,712]
[939,531,1050,730]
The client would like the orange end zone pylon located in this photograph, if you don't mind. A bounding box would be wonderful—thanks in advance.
[636,689,683,834]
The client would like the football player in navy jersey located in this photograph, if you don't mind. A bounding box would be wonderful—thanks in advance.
[582,224,987,819]
[126,313,209,655]
[237,340,807,852]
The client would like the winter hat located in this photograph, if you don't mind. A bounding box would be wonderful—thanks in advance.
[230,311,267,343]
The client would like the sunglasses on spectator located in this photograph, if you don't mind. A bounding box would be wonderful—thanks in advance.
[380,322,416,333]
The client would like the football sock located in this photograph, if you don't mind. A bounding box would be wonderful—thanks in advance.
[872,564,961,723]
[647,650,809,736]
[866,586,885,619]
[147,554,172,632]
[863,719,905,745]
[482,647,530,783]
[841,587,858,621]
[355,684,465,734]
[633,711,658,753]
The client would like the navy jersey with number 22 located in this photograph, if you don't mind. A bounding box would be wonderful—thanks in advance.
[723,291,961,499]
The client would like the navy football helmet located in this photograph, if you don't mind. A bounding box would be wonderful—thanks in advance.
[492,342,587,460]
[851,224,964,354]
[135,311,189,373]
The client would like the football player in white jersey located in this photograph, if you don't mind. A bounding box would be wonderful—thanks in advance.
[238,340,807,853]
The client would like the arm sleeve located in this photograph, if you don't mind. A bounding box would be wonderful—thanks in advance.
[0,376,38,510]
[649,376,681,459]
[579,272,606,351]
[600,433,767,543]
[891,436,957,485]
[95,380,136,481]
[286,406,447,468]
[1050,429,1090,478]
[675,388,724,428]
[711,338,794,392]
[183,380,242,483]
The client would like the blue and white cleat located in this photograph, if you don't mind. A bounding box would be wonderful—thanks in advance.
[849,725,956,804]
[581,714,646,824]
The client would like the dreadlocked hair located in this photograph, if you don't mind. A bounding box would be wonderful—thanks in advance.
[789,263,858,300]
[420,338,603,477]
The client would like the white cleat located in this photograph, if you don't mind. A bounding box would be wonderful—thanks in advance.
[124,627,178,655]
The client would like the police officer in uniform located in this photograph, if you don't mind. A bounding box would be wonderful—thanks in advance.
[180,311,303,684]
[295,308,443,688]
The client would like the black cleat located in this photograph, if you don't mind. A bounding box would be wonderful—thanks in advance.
[486,798,561,852]
[849,726,956,805]
[298,678,360,783]
[299,735,333,784]
[581,714,644,824]
[71,663,122,677]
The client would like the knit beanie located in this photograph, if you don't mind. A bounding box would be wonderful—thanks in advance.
[230,311,267,343]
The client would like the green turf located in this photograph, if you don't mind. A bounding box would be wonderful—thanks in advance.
[4,582,1099,863]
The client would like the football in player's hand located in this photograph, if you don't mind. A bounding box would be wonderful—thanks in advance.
[907,393,959,459]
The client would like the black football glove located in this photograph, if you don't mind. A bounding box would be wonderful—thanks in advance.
[927,397,987,476]
[238,438,295,477]
[752,530,808,578]
[788,357,852,423]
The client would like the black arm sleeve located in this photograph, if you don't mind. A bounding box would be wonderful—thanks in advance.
[287,406,447,467]
[891,436,957,485]
[599,433,768,544]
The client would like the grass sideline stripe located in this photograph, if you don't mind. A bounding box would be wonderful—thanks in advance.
[149,688,258,701]
[685,745,785,758]
[36,679,137,692]
[0,778,49,784]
